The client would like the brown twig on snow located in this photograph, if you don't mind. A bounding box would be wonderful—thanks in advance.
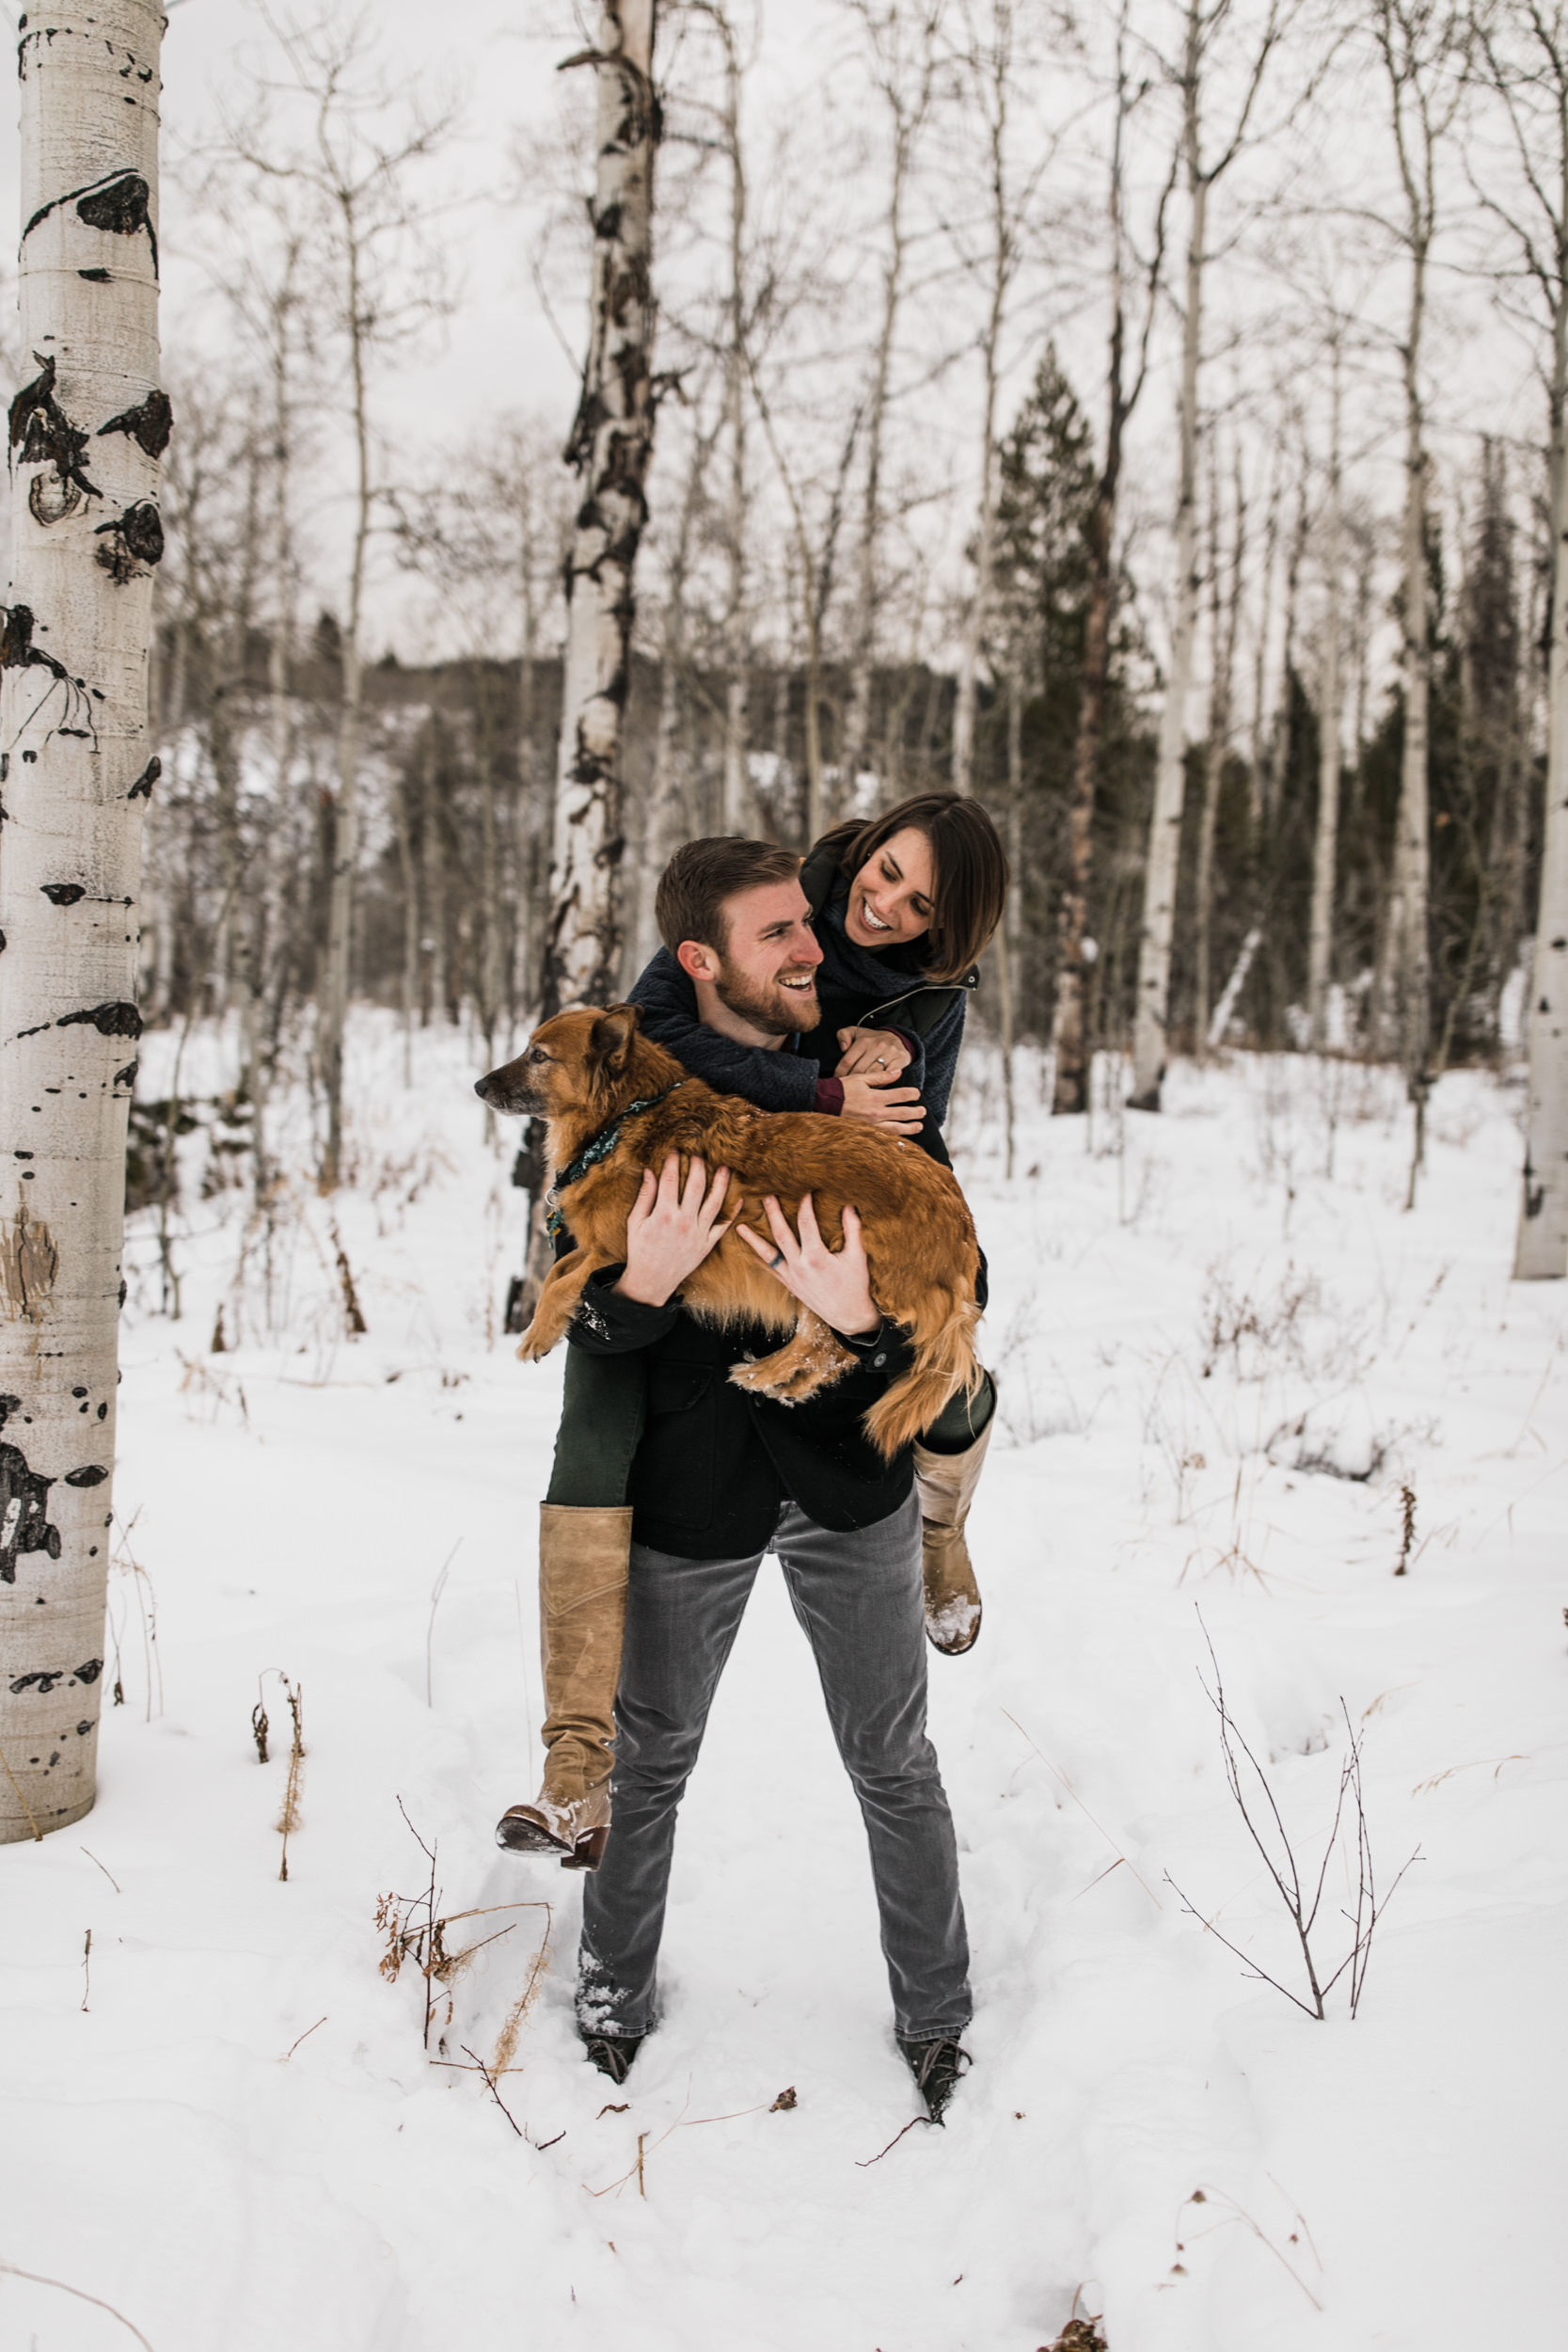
[81,1847,119,1893]
[1002,1708,1163,1907]
[461,2042,524,2139]
[1172,1619,1420,2020]
[855,2113,932,2168]
[0,2258,157,2350]
[279,2015,327,2063]
[1395,1480,1416,1575]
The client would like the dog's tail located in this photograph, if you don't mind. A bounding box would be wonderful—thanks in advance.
[862,1295,985,1461]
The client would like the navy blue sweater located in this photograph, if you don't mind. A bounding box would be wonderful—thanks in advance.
[626,870,974,1165]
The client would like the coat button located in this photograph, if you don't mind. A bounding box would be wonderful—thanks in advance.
[873,1352,886,1367]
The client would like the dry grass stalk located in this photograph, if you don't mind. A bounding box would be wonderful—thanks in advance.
[81,1928,91,2012]
[0,1735,44,1841]
[493,1906,555,2075]
[276,1679,305,1880]
[1395,1481,1417,1575]
[379,1799,546,2051]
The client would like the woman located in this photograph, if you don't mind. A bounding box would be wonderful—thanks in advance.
[498,792,1007,1868]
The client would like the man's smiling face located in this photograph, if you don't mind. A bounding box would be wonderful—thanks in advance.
[703,876,824,1038]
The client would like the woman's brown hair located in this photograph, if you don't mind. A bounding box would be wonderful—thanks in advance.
[817,792,1009,983]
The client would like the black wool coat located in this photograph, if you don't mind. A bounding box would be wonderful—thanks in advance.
[566,1266,917,1560]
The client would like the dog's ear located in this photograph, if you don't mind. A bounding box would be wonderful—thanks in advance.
[588,1002,641,1081]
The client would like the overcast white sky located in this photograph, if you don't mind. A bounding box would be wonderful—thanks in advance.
[0,2,1552,704]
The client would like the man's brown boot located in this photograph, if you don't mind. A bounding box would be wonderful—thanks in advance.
[496,1504,631,1870]
[912,1414,993,1656]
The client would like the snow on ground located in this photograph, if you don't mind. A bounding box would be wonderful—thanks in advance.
[3,1012,1565,2352]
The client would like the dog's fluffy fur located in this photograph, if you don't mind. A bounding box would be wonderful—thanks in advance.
[478,1003,983,1459]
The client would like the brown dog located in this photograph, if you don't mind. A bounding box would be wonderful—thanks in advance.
[478,1003,983,1458]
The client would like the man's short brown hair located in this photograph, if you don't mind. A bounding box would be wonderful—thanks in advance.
[655,837,803,958]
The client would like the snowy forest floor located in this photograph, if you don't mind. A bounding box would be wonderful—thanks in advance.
[3,1014,1565,2352]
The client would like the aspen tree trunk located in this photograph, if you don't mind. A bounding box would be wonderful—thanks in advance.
[1382,269,1432,1086]
[841,6,938,808]
[1249,453,1279,834]
[1195,436,1242,1060]
[542,0,660,1015]
[253,269,296,1194]
[952,5,1015,798]
[638,414,710,966]
[718,16,749,835]
[1515,293,1568,1277]
[514,505,542,1024]
[0,0,165,1842]
[318,199,371,1190]
[1051,2,1162,1115]
[422,723,446,1025]
[1130,68,1206,1111]
[1307,343,1344,1048]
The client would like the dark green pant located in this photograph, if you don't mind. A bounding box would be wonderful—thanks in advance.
[546,1344,993,1507]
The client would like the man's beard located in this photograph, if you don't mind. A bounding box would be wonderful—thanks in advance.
[713,960,821,1037]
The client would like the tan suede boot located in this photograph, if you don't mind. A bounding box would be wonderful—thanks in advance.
[913,1414,994,1656]
[496,1504,631,1870]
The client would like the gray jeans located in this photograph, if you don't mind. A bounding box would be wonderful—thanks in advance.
[578,1492,972,2044]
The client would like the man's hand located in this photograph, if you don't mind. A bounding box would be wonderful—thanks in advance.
[836,1025,912,1078]
[614,1154,733,1308]
[839,1071,926,1134]
[736,1193,879,1337]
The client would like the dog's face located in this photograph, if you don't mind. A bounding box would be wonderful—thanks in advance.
[475,1003,641,1119]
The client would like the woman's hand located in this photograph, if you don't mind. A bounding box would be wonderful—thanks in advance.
[835,1025,911,1079]
[736,1194,879,1337]
[614,1154,733,1308]
[838,1072,926,1133]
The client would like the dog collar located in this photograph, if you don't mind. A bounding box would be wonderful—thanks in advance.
[546,1082,686,1243]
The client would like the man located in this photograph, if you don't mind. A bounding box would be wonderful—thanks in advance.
[565,837,973,2121]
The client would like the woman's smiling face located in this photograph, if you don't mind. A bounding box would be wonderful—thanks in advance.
[844,826,937,951]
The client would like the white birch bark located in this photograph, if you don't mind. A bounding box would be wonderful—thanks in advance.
[1307,341,1343,1048]
[544,0,660,1013]
[1129,139,1205,1109]
[1129,0,1282,1109]
[1,0,164,1842]
[1371,2,1467,1096]
[840,1,940,809]
[1516,275,1568,1275]
[717,13,749,836]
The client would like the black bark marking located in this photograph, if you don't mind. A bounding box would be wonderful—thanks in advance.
[0,933,7,954]
[99,389,172,459]
[64,1465,107,1487]
[127,756,159,801]
[8,354,101,501]
[74,1659,103,1684]
[113,1060,137,1089]
[57,1002,142,1040]
[9,1668,62,1693]
[78,266,111,282]
[40,882,85,906]
[25,171,159,278]
[0,1436,58,1583]
[0,603,100,750]
[94,501,163,580]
